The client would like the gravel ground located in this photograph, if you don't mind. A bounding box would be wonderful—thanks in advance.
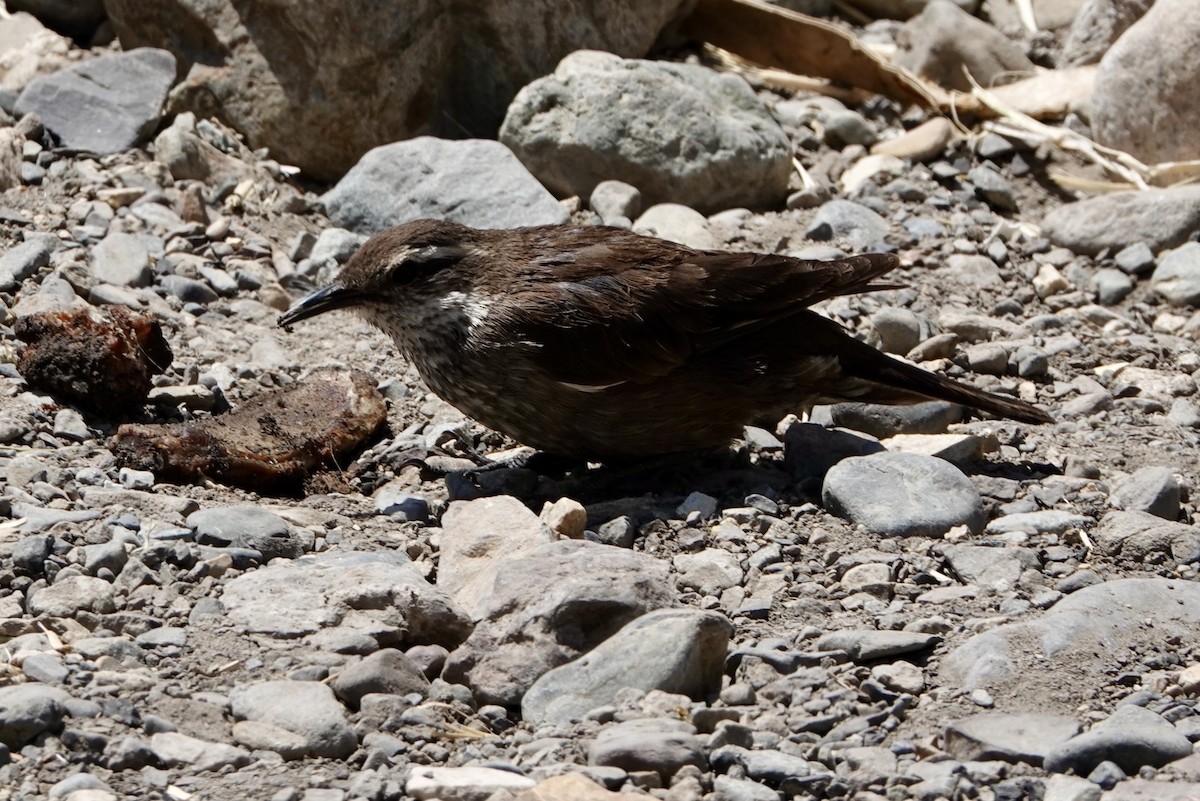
[4,22,1200,801]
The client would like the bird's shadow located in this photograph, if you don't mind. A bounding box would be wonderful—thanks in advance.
[427,440,1061,528]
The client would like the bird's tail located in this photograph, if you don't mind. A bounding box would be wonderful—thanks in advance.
[837,333,1054,424]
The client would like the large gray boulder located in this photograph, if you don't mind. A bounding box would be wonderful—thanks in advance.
[1091,0,1200,164]
[103,0,694,181]
[501,51,791,214]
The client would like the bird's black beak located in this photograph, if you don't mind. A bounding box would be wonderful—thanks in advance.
[278,284,363,329]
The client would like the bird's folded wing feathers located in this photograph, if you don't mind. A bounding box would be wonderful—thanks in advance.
[483,243,901,388]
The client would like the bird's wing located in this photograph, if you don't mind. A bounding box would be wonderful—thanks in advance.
[483,229,900,387]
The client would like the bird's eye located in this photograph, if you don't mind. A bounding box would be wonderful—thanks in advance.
[390,245,463,285]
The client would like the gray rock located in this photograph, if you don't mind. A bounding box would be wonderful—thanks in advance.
[985,510,1089,535]
[14,49,176,154]
[321,137,567,234]
[1042,186,1200,256]
[1091,0,1200,164]
[230,719,308,760]
[869,307,934,354]
[20,652,68,684]
[1091,267,1134,305]
[894,0,1036,92]
[942,544,1037,592]
[943,712,1080,765]
[1060,571,1103,596]
[806,200,890,250]
[12,504,102,535]
[149,731,252,771]
[1063,0,1153,66]
[590,180,642,224]
[0,684,70,747]
[943,579,1200,693]
[1011,345,1049,378]
[947,253,1003,287]
[814,629,939,661]
[1168,398,1200,428]
[1114,241,1155,275]
[48,773,111,799]
[822,451,984,537]
[1110,466,1181,519]
[820,108,877,148]
[522,608,731,724]
[161,275,219,305]
[12,534,52,574]
[784,422,887,487]
[51,408,87,441]
[82,540,128,577]
[632,203,718,250]
[332,649,430,709]
[135,627,188,648]
[28,575,116,616]
[309,227,367,268]
[230,680,357,758]
[0,239,51,282]
[1151,241,1200,306]
[674,549,743,595]
[442,539,674,705]
[1045,705,1193,775]
[710,745,819,789]
[104,0,689,182]
[188,505,302,561]
[406,766,536,800]
[437,495,557,620]
[713,776,782,801]
[588,718,705,781]
[1093,510,1200,563]
[216,550,471,647]
[968,165,1018,213]
[837,400,968,440]
[677,491,719,521]
[502,51,790,214]
[90,231,151,287]
[372,482,430,522]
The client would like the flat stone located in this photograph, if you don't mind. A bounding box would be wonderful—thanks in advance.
[1110,466,1181,520]
[188,505,302,561]
[943,579,1200,695]
[0,683,70,748]
[407,766,536,801]
[823,451,984,537]
[14,48,175,154]
[90,231,151,287]
[588,718,705,781]
[28,575,116,616]
[943,712,1081,765]
[229,680,356,758]
[148,731,251,772]
[442,539,673,706]
[331,649,430,709]
[321,137,567,234]
[1044,705,1193,775]
[216,550,470,647]
[522,608,731,724]
[1042,185,1200,256]
[814,629,939,661]
[437,495,557,620]
[1094,510,1200,563]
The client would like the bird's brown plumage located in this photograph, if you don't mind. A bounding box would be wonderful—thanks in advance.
[280,219,1052,458]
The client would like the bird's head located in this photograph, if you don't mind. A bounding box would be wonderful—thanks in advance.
[278,219,488,337]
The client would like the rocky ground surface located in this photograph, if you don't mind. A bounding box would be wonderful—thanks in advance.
[4,2,1200,801]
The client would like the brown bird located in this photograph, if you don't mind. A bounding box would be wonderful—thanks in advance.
[279,219,1052,459]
